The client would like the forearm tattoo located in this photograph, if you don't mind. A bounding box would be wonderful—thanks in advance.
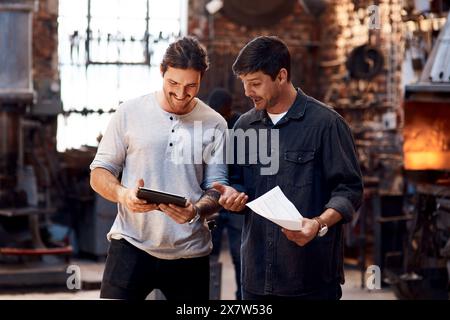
[195,189,221,218]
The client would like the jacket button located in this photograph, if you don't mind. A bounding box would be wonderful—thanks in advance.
[297,157,302,161]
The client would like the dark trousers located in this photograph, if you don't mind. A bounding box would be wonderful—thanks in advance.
[242,282,342,301]
[100,239,210,300]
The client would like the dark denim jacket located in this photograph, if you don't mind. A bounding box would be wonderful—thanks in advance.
[230,89,363,296]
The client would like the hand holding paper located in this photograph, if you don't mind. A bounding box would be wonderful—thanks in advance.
[246,186,303,230]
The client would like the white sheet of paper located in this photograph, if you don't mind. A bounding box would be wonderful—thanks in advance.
[246,186,303,230]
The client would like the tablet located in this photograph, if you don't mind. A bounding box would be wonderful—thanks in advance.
[136,187,187,207]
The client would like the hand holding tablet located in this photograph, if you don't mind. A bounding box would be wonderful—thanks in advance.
[136,187,188,207]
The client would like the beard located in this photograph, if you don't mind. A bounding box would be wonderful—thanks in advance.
[249,93,268,109]
[251,96,266,110]
[249,86,280,110]
[250,95,278,110]
[164,90,195,114]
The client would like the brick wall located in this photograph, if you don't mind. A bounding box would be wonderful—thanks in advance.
[33,0,59,82]
[31,0,60,147]
[188,0,405,195]
[188,0,318,112]
[319,0,405,195]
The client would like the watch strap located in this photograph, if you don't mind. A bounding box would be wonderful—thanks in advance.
[188,205,201,224]
[313,216,326,236]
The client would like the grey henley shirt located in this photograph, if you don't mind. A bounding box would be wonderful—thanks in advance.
[90,92,228,259]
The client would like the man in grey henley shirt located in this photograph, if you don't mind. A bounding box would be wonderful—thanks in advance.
[90,37,247,300]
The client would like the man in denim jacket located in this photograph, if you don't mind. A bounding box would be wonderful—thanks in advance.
[216,36,363,300]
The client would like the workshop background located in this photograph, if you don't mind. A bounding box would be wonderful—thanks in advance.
[0,0,449,300]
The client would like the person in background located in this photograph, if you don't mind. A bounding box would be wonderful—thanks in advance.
[208,87,243,300]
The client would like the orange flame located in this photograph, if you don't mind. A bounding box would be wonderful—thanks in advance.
[403,109,450,170]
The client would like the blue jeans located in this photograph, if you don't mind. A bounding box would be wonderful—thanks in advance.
[211,210,244,300]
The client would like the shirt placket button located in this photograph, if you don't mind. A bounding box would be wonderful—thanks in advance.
[170,117,175,145]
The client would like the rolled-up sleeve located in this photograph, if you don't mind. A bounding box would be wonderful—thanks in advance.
[322,117,363,223]
[89,107,127,178]
[201,122,229,189]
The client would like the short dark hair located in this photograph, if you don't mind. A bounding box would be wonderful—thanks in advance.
[161,36,209,77]
[232,36,291,81]
[208,88,232,114]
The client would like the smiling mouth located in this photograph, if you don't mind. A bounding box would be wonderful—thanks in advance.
[172,95,188,101]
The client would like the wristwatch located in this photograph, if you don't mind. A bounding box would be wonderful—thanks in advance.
[313,217,328,237]
[188,206,201,224]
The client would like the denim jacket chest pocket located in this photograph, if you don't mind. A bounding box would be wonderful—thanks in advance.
[283,150,315,188]
[239,152,259,190]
